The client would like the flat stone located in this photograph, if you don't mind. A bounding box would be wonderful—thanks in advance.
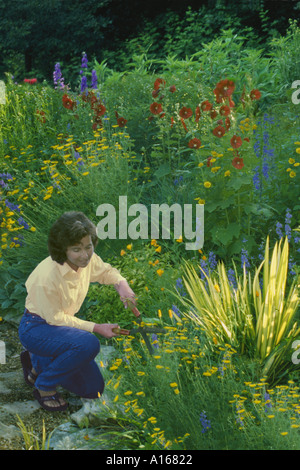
[49,422,102,450]
[0,422,21,441]
[0,381,11,394]
[0,399,40,416]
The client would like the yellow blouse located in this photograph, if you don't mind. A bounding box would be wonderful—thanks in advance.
[25,253,126,332]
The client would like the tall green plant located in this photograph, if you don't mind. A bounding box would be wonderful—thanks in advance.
[178,237,300,382]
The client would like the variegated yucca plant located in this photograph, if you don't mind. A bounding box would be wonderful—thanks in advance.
[178,237,300,383]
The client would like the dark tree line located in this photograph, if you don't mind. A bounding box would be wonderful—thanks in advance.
[0,0,298,82]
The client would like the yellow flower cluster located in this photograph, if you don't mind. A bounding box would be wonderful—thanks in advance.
[230,378,300,436]
[286,142,300,178]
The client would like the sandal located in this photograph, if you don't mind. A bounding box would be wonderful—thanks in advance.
[20,350,37,388]
[33,389,68,412]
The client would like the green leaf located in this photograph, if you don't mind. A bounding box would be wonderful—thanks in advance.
[153,163,171,179]
[211,223,241,245]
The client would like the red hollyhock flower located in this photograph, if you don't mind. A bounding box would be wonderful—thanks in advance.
[214,79,235,103]
[117,117,127,127]
[225,117,231,131]
[219,105,230,116]
[62,94,76,110]
[250,89,261,100]
[200,100,213,111]
[169,85,176,93]
[195,106,201,122]
[210,109,218,119]
[95,103,106,116]
[24,78,37,84]
[150,102,163,115]
[188,138,201,149]
[232,156,244,169]
[152,89,160,98]
[230,135,243,149]
[212,125,226,138]
[179,107,193,119]
[154,78,166,90]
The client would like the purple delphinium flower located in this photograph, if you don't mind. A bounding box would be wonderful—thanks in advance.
[17,216,29,230]
[199,411,211,433]
[199,258,208,280]
[285,208,292,241]
[74,151,84,170]
[53,63,64,89]
[91,69,98,89]
[276,221,284,239]
[208,251,217,271]
[253,166,261,191]
[176,277,186,297]
[0,172,13,180]
[5,199,20,212]
[227,268,237,288]
[241,239,250,271]
[80,52,88,75]
[174,175,183,186]
[171,304,181,318]
[151,333,159,349]
[264,392,272,412]
[80,75,88,94]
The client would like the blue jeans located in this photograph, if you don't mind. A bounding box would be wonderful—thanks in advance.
[18,311,104,398]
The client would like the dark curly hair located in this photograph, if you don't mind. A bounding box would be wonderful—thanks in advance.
[48,211,98,264]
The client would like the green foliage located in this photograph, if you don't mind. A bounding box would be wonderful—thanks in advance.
[177,237,300,384]
[87,323,300,450]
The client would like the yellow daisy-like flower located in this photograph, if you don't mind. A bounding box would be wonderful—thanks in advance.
[156,269,164,276]
[290,171,296,178]
[211,166,221,173]
[289,158,296,164]
[224,170,231,177]
[296,147,300,154]
[204,181,212,188]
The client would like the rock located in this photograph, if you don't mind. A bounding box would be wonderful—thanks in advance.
[0,422,21,441]
[0,400,40,417]
[49,422,104,450]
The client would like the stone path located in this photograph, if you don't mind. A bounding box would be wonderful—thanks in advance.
[0,321,120,450]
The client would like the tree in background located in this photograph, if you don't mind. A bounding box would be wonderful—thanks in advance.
[0,0,298,82]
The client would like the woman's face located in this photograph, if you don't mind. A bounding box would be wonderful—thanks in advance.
[66,234,94,271]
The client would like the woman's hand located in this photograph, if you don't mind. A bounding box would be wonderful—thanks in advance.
[93,323,120,338]
[114,280,136,308]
